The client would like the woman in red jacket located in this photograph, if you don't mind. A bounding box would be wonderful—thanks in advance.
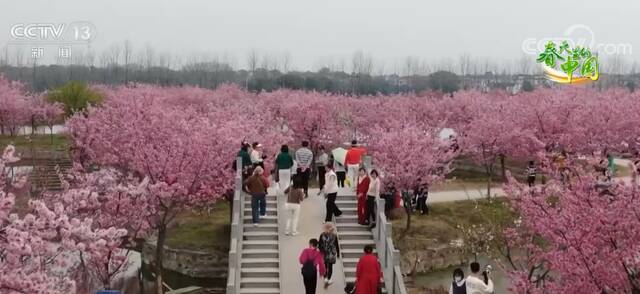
[355,245,382,294]
[356,167,370,225]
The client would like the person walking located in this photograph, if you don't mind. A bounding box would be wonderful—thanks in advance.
[283,173,304,236]
[250,142,265,169]
[356,167,370,225]
[345,140,366,191]
[449,268,467,294]
[295,141,314,197]
[276,144,294,193]
[316,146,329,195]
[526,161,536,187]
[243,166,268,226]
[355,245,382,294]
[364,170,380,228]
[318,222,340,286]
[335,159,347,188]
[465,262,494,294]
[299,238,326,294]
[323,164,342,222]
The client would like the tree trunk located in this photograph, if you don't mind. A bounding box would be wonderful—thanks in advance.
[155,226,167,294]
[405,208,411,232]
[499,154,507,182]
[486,168,492,199]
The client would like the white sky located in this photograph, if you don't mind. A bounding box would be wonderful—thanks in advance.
[1,0,638,70]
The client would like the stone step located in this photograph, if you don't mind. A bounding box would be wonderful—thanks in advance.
[241,258,279,268]
[335,215,359,223]
[341,248,377,258]
[335,200,357,207]
[336,224,370,232]
[244,203,277,208]
[339,239,376,249]
[243,209,277,216]
[342,258,360,267]
[243,240,278,250]
[338,231,373,240]
[239,288,280,294]
[241,267,279,278]
[243,231,278,241]
[240,277,279,288]
[243,223,278,232]
[243,215,277,224]
[242,249,279,259]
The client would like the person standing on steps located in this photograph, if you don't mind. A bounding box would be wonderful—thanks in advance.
[295,141,314,198]
[526,161,537,187]
[334,157,347,188]
[345,140,367,191]
[449,268,467,294]
[250,142,265,169]
[316,145,329,196]
[243,166,268,226]
[323,163,342,222]
[284,171,305,236]
[318,222,340,286]
[299,238,326,294]
[465,262,494,294]
[355,245,382,294]
[276,144,294,194]
[237,141,253,180]
[356,167,370,225]
[364,170,381,228]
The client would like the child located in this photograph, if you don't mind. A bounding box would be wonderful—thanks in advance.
[526,161,536,187]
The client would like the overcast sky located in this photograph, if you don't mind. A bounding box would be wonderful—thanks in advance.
[1,0,638,70]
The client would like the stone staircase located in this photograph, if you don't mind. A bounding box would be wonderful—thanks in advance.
[335,192,386,292]
[240,192,280,294]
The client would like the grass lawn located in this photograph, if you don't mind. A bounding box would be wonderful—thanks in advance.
[166,201,231,253]
[392,199,514,248]
[0,134,69,151]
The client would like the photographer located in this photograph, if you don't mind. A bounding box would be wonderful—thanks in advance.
[465,262,494,294]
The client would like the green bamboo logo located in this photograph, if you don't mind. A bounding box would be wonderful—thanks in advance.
[537,41,599,84]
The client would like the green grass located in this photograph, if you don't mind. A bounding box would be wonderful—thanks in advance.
[392,199,514,249]
[166,202,231,253]
[0,134,69,151]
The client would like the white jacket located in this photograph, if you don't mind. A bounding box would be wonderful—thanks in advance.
[465,275,494,294]
[324,170,338,194]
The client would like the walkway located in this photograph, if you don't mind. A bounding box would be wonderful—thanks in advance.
[276,187,348,294]
[428,158,635,203]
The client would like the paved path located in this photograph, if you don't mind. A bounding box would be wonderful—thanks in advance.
[428,158,635,203]
[277,187,347,294]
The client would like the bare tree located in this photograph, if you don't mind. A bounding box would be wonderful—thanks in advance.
[458,53,472,76]
[246,49,259,73]
[281,51,292,73]
[123,40,133,83]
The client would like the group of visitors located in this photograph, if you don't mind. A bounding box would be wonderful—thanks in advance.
[300,238,383,294]
[449,262,494,294]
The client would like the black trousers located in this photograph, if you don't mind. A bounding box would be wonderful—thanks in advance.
[324,261,334,279]
[325,192,342,222]
[365,196,376,224]
[336,171,346,187]
[317,166,326,190]
[301,168,311,196]
[417,196,428,214]
[303,271,317,294]
[527,176,535,187]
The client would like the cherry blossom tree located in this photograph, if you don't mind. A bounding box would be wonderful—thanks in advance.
[0,75,29,136]
[503,160,640,293]
[66,85,254,293]
[1,145,128,293]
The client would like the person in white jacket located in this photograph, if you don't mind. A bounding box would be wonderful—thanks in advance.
[466,262,494,294]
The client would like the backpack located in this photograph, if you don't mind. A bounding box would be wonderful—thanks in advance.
[301,252,317,276]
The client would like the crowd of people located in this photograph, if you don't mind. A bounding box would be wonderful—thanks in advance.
[239,139,387,293]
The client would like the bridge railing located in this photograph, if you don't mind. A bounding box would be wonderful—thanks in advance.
[226,157,243,294]
[364,156,408,294]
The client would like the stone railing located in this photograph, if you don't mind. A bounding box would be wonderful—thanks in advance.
[226,158,243,294]
[364,156,408,294]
